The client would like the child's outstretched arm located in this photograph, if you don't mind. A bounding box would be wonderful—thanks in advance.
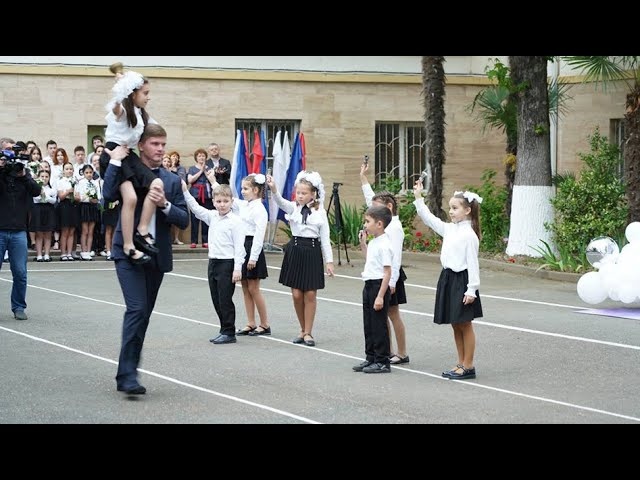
[412,179,446,236]
[360,162,374,207]
[182,185,213,225]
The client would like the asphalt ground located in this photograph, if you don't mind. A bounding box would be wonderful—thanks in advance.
[1,248,639,425]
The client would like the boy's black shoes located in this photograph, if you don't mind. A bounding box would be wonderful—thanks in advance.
[210,334,237,344]
[362,362,391,374]
[352,360,373,372]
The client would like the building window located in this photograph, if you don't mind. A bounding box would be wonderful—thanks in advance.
[374,122,426,192]
[235,119,300,171]
[610,118,625,180]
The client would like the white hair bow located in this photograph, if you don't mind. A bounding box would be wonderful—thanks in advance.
[454,190,483,204]
[251,173,266,185]
[295,171,325,202]
[106,70,145,112]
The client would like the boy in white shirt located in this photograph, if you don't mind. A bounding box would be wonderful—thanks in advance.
[182,181,246,345]
[353,204,394,374]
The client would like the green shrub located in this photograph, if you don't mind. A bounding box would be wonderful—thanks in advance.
[328,202,366,246]
[547,127,627,259]
[464,169,509,252]
[372,176,417,233]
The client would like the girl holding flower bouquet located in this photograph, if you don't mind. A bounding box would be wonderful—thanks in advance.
[30,169,57,262]
[75,164,101,261]
[57,163,79,261]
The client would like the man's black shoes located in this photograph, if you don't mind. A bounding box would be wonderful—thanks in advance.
[117,384,147,395]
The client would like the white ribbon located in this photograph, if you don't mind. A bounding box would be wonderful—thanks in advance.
[105,70,145,112]
[454,190,483,204]
[295,171,325,203]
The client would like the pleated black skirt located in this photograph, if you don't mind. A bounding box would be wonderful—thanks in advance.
[30,203,57,232]
[102,202,121,227]
[390,267,408,306]
[279,236,325,291]
[433,268,483,325]
[242,236,268,280]
[58,200,79,228]
[79,203,100,223]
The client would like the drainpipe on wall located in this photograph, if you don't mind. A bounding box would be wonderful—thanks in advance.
[550,60,560,178]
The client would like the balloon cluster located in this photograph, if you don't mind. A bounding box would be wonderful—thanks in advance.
[577,222,640,305]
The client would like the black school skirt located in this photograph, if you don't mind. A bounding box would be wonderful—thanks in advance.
[433,268,483,325]
[242,236,268,280]
[279,236,325,291]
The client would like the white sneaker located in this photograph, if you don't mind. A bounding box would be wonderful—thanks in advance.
[99,250,108,257]
[3,251,8,260]
[90,251,95,257]
[80,252,92,261]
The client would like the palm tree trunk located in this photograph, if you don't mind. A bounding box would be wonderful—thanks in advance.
[506,56,555,257]
[421,56,447,220]
[625,82,640,222]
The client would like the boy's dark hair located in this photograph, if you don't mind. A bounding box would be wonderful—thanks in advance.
[366,204,392,229]
[372,190,398,215]
[74,145,85,154]
[91,134,104,143]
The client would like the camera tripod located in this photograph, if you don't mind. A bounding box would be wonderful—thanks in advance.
[326,182,350,265]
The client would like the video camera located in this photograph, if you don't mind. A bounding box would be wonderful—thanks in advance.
[0,145,28,175]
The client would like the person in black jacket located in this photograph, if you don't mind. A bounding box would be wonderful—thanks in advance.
[0,146,42,320]
[205,143,231,185]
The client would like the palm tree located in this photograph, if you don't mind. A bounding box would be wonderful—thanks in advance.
[505,56,555,257]
[469,58,572,218]
[562,56,640,222]
[421,56,447,219]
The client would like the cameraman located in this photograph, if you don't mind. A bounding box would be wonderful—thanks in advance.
[0,143,42,321]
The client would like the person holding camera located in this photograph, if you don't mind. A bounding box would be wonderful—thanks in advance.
[0,143,42,320]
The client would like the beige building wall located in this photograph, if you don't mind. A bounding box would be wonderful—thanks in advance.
[0,64,628,219]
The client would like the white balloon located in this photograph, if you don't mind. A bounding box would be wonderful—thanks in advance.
[625,222,640,244]
[619,283,637,304]
[577,271,608,305]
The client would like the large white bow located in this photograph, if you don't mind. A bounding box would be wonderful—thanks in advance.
[454,190,483,204]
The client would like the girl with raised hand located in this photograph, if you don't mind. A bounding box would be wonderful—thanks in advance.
[413,179,483,380]
[99,62,162,265]
[266,171,334,347]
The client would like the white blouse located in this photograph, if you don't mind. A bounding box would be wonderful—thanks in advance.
[414,199,480,297]
[232,198,268,262]
[75,178,102,204]
[104,107,158,148]
[272,191,333,264]
[362,183,404,288]
[33,184,57,205]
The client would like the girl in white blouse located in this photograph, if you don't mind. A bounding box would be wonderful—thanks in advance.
[267,171,334,347]
[413,180,483,381]
[233,174,271,337]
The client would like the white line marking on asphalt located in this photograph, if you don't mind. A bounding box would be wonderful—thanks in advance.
[1,277,638,422]
[0,322,320,424]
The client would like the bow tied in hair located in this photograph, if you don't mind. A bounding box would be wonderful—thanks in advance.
[454,190,483,205]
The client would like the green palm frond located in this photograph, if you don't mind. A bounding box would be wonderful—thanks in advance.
[562,56,639,91]
[549,77,573,122]
[469,85,516,137]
